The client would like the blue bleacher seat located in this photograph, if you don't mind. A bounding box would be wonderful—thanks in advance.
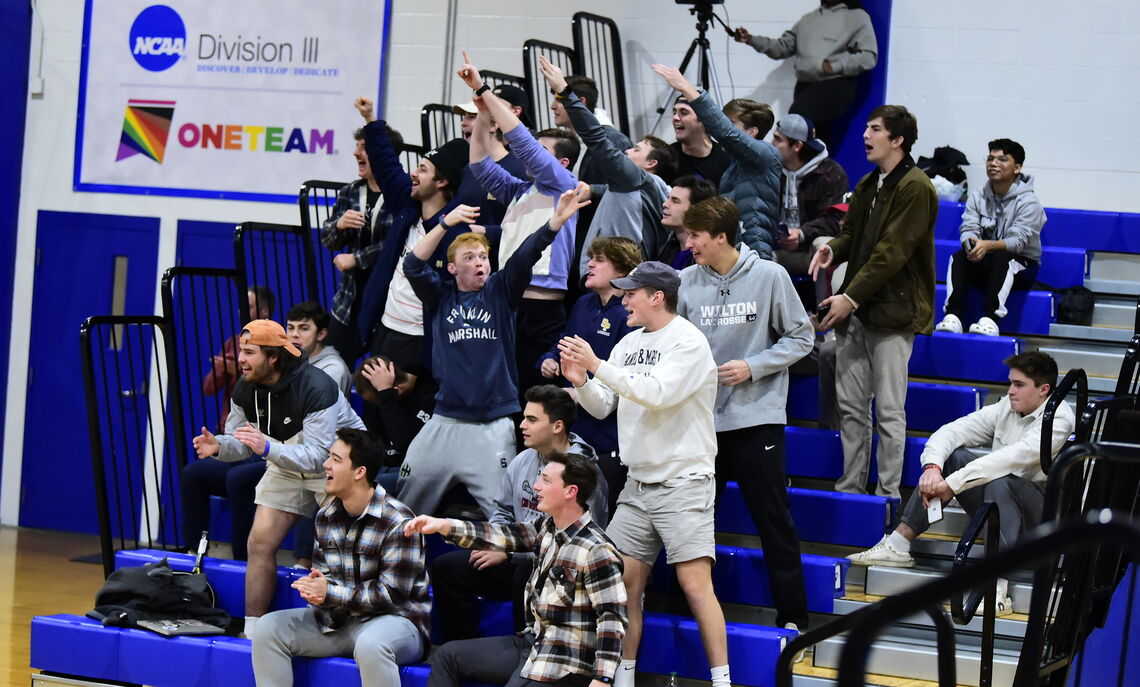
[789,374,986,432]
[934,238,1087,288]
[637,613,793,686]
[909,331,1019,383]
[718,482,897,548]
[934,283,1053,335]
[936,199,1140,254]
[648,544,849,613]
[785,426,927,489]
[31,614,120,682]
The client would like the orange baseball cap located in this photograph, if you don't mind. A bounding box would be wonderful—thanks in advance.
[240,320,301,357]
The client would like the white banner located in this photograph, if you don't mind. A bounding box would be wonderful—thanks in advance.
[75,0,390,202]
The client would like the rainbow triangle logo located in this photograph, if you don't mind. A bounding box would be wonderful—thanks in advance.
[116,99,176,163]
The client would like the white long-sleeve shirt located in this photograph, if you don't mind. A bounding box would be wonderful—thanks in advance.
[575,315,717,484]
[922,394,1075,494]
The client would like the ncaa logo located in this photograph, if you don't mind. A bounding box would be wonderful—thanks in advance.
[129,5,186,72]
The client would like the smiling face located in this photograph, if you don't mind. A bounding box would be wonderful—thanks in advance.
[672,103,705,145]
[323,439,364,499]
[286,318,325,357]
[621,287,659,328]
[409,159,445,201]
[986,149,1022,188]
[353,138,373,180]
[661,185,692,229]
[863,116,902,168]
[448,241,491,292]
[238,343,276,385]
[534,461,572,515]
[1006,367,1051,415]
[685,230,721,267]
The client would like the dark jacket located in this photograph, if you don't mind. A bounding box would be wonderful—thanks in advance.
[828,155,937,334]
[779,156,849,248]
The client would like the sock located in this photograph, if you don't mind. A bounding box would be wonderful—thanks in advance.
[887,531,911,554]
[710,664,731,687]
[613,660,636,687]
[244,615,259,637]
[996,577,1009,599]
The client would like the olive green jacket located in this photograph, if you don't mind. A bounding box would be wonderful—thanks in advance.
[828,156,938,334]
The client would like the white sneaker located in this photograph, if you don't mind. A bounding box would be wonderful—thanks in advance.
[979,593,1014,617]
[846,537,915,567]
[783,622,807,663]
[968,317,1000,336]
[934,314,963,333]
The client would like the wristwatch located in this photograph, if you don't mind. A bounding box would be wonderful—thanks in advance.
[474,84,491,96]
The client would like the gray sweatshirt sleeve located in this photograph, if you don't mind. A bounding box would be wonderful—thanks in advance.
[825,11,878,76]
[1000,196,1047,258]
[264,406,339,473]
[216,401,254,462]
[958,191,983,247]
[747,29,797,60]
[744,272,815,379]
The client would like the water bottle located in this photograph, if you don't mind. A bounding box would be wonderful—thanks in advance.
[667,671,678,687]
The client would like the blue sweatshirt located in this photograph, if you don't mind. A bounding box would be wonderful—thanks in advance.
[405,225,559,421]
[538,292,635,452]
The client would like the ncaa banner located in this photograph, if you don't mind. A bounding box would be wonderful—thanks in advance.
[75,1,392,202]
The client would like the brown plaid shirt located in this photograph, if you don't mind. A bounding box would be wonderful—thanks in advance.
[448,512,627,682]
[312,489,431,641]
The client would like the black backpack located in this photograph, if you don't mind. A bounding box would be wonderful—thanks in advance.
[87,558,231,631]
[1037,282,1096,326]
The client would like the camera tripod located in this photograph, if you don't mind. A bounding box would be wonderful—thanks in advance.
[652,2,734,134]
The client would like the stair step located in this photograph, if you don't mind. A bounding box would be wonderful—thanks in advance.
[863,566,1033,613]
[1088,251,1140,282]
[1084,278,1140,297]
[1048,323,1134,342]
[1091,299,1138,329]
[814,630,1020,686]
[1038,343,1126,377]
[925,505,971,536]
[831,597,1027,638]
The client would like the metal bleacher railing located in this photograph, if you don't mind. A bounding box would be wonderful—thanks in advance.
[81,316,185,577]
[572,12,630,136]
[420,103,462,152]
[233,221,319,322]
[523,39,575,132]
[298,180,349,312]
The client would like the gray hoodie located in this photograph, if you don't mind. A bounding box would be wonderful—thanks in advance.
[309,345,352,397]
[678,245,814,431]
[958,173,1047,263]
[490,433,608,562]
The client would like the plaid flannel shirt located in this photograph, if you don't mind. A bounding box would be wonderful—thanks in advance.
[312,488,431,641]
[319,178,395,326]
[447,513,627,682]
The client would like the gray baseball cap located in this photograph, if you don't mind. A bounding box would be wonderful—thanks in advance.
[611,261,681,293]
[776,114,825,152]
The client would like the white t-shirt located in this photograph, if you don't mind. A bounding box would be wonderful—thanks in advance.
[381,219,426,336]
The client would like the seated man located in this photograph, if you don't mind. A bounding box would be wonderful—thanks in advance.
[770,114,849,305]
[189,320,366,636]
[252,428,430,687]
[653,64,782,260]
[667,97,733,186]
[656,175,719,271]
[935,138,1046,337]
[202,286,274,429]
[431,383,609,643]
[395,185,591,518]
[847,352,1074,615]
[286,301,352,397]
[407,450,627,687]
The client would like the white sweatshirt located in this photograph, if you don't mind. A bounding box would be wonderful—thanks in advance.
[922,394,1075,494]
[576,315,718,483]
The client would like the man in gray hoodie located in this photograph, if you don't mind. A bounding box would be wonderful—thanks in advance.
[286,301,353,397]
[677,197,816,640]
[935,139,1046,337]
[429,384,608,643]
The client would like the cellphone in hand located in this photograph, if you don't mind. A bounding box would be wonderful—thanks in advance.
[774,222,790,241]
[927,499,943,525]
[815,303,831,320]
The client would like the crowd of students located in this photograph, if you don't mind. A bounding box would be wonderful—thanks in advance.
[181,14,1063,684]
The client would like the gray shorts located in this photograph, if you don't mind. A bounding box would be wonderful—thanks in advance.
[606,475,716,566]
[254,462,327,517]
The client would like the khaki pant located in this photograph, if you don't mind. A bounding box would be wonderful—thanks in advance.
[834,316,914,499]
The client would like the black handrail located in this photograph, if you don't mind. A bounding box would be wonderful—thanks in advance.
[420,103,462,151]
[233,221,319,321]
[298,179,349,313]
[1042,368,1087,473]
[1112,333,1139,397]
[572,12,630,136]
[949,503,1000,687]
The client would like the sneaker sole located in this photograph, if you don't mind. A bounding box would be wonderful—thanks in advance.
[847,557,915,568]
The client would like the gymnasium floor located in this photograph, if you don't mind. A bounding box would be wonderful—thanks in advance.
[1,527,104,687]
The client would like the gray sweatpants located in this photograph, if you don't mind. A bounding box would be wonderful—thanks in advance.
[251,607,422,687]
[396,414,516,518]
[900,447,1045,548]
[835,315,915,499]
